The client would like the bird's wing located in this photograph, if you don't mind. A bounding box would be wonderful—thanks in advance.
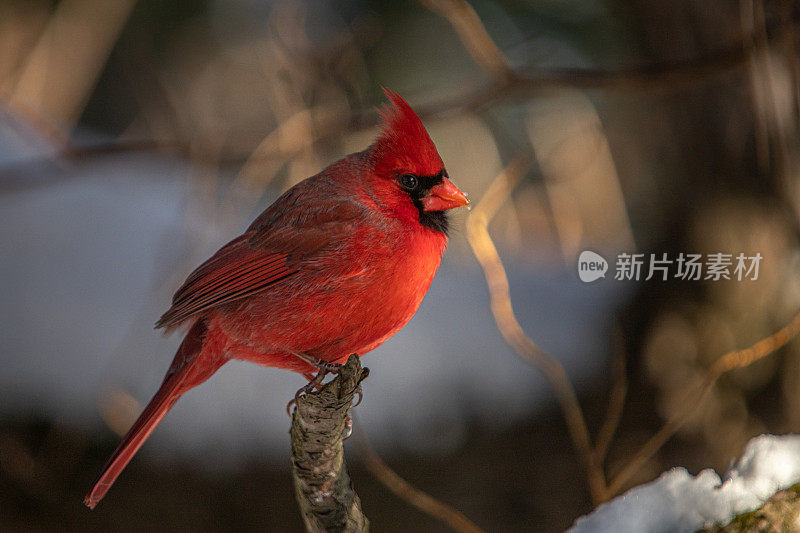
[154,234,296,329]
[155,183,366,329]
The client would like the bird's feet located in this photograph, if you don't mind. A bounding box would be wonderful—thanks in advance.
[286,371,326,415]
[290,350,345,373]
[286,352,362,417]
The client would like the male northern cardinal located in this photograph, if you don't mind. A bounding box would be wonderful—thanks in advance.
[84,89,469,508]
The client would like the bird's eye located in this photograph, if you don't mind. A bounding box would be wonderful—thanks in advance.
[399,173,418,190]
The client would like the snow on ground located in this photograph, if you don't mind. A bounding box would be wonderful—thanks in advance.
[570,434,800,532]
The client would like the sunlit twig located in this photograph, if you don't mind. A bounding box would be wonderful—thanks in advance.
[465,154,608,504]
[593,324,627,463]
[606,309,800,496]
[466,154,800,504]
[352,417,486,533]
[4,17,800,186]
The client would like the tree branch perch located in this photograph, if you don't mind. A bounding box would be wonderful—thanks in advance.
[290,354,370,532]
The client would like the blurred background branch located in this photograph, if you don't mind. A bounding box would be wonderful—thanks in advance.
[3,0,800,531]
[467,152,800,502]
[466,155,607,503]
[418,0,514,82]
[353,419,485,533]
[2,0,799,185]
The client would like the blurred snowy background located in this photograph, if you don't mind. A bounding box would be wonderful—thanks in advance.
[0,149,626,461]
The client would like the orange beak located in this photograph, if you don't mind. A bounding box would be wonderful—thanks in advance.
[421,177,470,212]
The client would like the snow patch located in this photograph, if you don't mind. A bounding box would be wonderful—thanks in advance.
[570,434,800,532]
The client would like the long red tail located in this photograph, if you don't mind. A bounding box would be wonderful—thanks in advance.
[84,320,210,509]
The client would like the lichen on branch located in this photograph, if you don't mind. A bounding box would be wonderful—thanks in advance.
[290,354,370,533]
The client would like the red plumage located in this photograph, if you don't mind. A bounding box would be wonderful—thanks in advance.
[84,88,469,509]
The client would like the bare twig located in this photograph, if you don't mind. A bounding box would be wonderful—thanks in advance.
[0,99,77,155]
[9,0,138,129]
[606,310,800,496]
[465,155,607,504]
[604,374,717,497]
[290,355,370,532]
[352,419,486,533]
[709,310,800,377]
[418,0,514,81]
[466,152,800,503]
[449,1,800,506]
[593,324,628,463]
[741,0,772,178]
[780,0,800,122]
[4,17,799,189]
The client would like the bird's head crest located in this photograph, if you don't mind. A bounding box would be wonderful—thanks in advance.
[370,88,444,177]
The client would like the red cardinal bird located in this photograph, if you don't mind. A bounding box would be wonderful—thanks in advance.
[84,89,469,509]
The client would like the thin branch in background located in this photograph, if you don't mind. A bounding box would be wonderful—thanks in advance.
[465,156,607,504]
[0,99,76,156]
[119,48,187,155]
[466,153,800,503]
[418,0,514,82]
[606,309,800,496]
[437,0,800,506]
[780,0,800,122]
[742,0,799,206]
[351,417,486,533]
[740,0,772,179]
[593,323,628,464]
[9,0,137,129]
[752,0,787,185]
[709,310,800,376]
[4,11,800,188]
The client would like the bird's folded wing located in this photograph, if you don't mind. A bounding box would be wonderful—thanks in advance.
[156,181,367,330]
[155,234,296,329]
